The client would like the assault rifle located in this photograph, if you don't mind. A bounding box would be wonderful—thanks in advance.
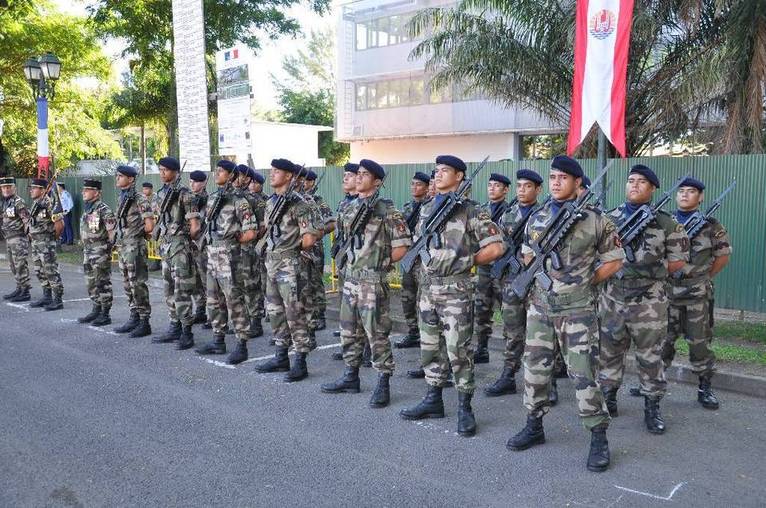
[592,179,612,211]
[489,198,540,280]
[308,169,325,196]
[256,165,307,254]
[616,175,688,262]
[510,162,613,299]
[399,156,489,273]
[333,186,381,271]
[116,187,136,240]
[404,200,422,233]
[490,197,516,225]
[152,160,187,240]
[681,180,736,240]
[29,166,63,226]
[203,170,237,242]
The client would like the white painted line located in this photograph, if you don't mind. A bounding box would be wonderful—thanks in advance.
[614,482,686,501]
[63,295,128,303]
[60,318,78,323]
[242,342,340,364]
[87,325,120,336]
[200,358,236,369]
[5,302,30,312]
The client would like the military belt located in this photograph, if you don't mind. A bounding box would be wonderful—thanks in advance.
[610,277,662,289]
[267,249,300,262]
[420,272,472,287]
[671,275,708,287]
[532,287,593,309]
[344,268,387,283]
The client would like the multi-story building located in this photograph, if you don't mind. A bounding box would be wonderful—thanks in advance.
[336,0,564,163]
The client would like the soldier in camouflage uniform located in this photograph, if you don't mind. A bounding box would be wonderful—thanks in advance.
[113,165,155,337]
[394,171,430,349]
[248,171,268,327]
[473,173,513,364]
[321,159,411,408]
[598,164,689,434]
[195,161,257,364]
[151,156,202,350]
[189,171,210,327]
[400,155,505,437]
[1,178,32,302]
[304,170,335,331]
[254,158,321,382]
[506,156,623,473]
[77,179,117,326]
[27,178,65,311]
[142,182,160,220]
[662,177,731,409]
[484,169,543,397]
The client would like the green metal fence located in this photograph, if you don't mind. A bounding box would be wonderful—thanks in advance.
[9,154,764,312]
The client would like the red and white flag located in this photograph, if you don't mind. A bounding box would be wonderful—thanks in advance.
[567,0,634,157]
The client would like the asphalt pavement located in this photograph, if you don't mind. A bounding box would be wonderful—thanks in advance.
[1,263,765,507]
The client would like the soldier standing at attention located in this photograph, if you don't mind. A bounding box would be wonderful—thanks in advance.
[142,182,160,218]
[195,161,257,364]
[247,170,268,333]
[188,170,210,327]
[394,171,430,349]
[399,155,505,437]
[506,155,623,473]
[151,156,201,350]
[598,165,689,434]
[321,159,411,407]
[113,165,155,337]
[484,169,543,397]
[304,170,335,331]
[254,158,320,382]
[27,178,65,311]
[473,173,512,364]
[77,179,117,326]
[1,177,32,302]
[661,177,731,409]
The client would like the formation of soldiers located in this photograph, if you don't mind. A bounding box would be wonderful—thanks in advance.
[0,153,732,473]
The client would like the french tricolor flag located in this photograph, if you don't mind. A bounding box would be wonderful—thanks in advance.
[37,97,50,178]
[567,0,634,157]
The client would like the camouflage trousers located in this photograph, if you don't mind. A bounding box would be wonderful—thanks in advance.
[598,284,668,398]
[83,242,113,309]
[240,246,264,320]
[309,246,327,322]
[5,236,30,290]
[400,267,420,336]
[663,298,716,378]
[500,280,527,372]
[191,242,208,313]
[419,277,476,394]
[474,271,503,343]
[161,245,196,327]
[340,275,394,374]
[30,237,63,295]
[267,256,310,354]
[524,295,610,431]
[117,240,150,319]
[206,242,249,341]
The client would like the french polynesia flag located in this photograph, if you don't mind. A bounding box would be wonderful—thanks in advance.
[567,0,634,157]
[37,97,50,178]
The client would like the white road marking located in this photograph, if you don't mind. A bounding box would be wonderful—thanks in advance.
[243,342,340,364]
[87,325,120,335]
[200,358,236,369]
[63,295,128,303]
[614,482,686,501]
[5,302,30,312]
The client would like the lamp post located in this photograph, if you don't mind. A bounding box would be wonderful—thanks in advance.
[23,52,61,179]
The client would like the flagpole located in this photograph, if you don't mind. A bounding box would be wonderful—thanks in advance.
[597,127,608,205]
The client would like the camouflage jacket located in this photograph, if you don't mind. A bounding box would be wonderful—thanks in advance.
[477,200,511,275]
[1,194,30,238]
[522,201,624,307]
[28,196,61,238]
[80,199,117,245]
[312,193,335,229]
[207,188,256,243]
[495,201,539,279]
[116,187,154,244]
[264,193,320,266]
[156,179,198,241]
[669,216,731,302]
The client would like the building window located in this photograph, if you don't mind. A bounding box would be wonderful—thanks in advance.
[355,13,414,50]
[356,23,368,50]
[354,76,482,111]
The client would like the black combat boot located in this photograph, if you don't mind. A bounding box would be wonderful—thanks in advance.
[44,292,63,311]
[78,304,101,324]
[644,396,666,434]
[628,384,642,397]
[369,373,391,408]
[129,318,152,338]
[506,414,545,451]
[333,330,341,338]
[586,424,610,472]
[394,333,420,349]
[30,289,52,308]
[553,362,569,379]
[698,376,720,410]
[202,321,212,329]
[407,367,425,379]
[308,332,317,351]
[255,347,290,373]
[192,306,207,325]
[474,337,489,364]
[3,287,20,300]
[10,288,30,302]
[457,392,477,437]
[284,352,308,382]
[602,387,618,417]
[362,342,372,368]
[152,321,182,343]
[549,378,559,406]
[196,334,227,355]
[226,340,248,365]
[248,318,263,338]
[321,366,361,394]
[399,386,445,420]
[484,367,516,397]
[176,325,194,350]
[331,351,344,361]
[91,306,112,326]
[114,311,140,333]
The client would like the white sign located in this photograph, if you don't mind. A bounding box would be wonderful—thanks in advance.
[216,45,254,163]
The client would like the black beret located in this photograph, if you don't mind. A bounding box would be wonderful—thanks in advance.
[436,155,466,173]
[306,170,318,181]
[83,179,102,190]
[359,159,385,180]
[489,173,511,186]
[413,171,430,184]
[30,178,48,188]
[271,158,295,173]
[0,177,16,186]
[232,164,248,176]
[551,155,584,178]
[116,165,137,177]
[252,171,265,184]
[57,183,65,188]
[629,164,660,188]
[680,177,705,191]
[142,182,153,189]
[217,160,236,172]
[516,169,543,185]
[158,156,180,172]
[343,162,359,174]
[189,170,207,182]
[581,175,591,188]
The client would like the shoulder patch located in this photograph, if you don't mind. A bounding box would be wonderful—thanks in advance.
[477,210,492,222]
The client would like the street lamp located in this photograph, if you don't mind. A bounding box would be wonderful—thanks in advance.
[23,52,61,178]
